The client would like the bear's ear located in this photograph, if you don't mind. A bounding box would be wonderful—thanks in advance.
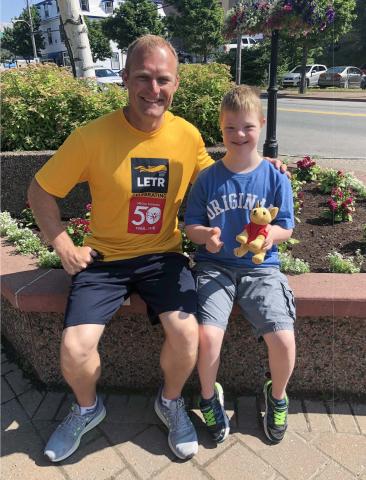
[269,207,279,221]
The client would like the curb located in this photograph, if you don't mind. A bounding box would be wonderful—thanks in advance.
[260,92,366,103]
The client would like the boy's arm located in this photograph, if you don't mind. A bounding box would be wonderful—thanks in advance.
[263,225,293,251]
[185,225,223,254]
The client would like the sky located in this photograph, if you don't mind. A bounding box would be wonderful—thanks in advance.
[1,0,36,24]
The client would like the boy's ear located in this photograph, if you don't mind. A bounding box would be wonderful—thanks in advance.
[260,116,266,128]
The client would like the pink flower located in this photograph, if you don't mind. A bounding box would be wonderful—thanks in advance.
[283,4,292,12]
[86,203,92,211]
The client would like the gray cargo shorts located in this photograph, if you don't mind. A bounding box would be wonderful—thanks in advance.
[193,262,296,339]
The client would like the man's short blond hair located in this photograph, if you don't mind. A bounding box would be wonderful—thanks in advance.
[220,85,264,122]
[125,35,178,73]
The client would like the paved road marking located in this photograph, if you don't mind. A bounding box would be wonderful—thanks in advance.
[277,107,366,117]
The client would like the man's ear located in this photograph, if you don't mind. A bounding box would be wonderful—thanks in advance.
[122,69,128,87]
[174,74,180,92]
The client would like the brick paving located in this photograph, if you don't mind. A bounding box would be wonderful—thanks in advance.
[1,345,365,480]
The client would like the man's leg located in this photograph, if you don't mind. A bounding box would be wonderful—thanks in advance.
[44,324,107,462]
[153,311,198,460]
[61,324,105,406]
[159,311,198,399]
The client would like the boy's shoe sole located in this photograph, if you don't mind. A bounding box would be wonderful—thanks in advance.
[44,406,106,462]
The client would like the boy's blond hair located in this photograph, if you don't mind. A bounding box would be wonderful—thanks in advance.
[220,85,264,122]
[125,35,178,73]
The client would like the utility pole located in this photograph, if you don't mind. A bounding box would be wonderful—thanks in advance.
[235,33,242,85]
[26,0,39,62]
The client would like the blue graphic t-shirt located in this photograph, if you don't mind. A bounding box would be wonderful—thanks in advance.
[184,159,295,268]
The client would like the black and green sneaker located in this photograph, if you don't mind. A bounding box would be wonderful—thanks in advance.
[263,379,289,444]
[199,382,230,443]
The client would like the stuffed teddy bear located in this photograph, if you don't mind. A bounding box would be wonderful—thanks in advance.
[233,203,279,264]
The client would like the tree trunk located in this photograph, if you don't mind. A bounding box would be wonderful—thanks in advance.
[299,43,308,94]
[58,0,94,78]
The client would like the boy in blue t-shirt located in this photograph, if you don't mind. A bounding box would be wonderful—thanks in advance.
[185,85,296,445]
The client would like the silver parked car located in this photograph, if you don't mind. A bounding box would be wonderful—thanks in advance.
[318,66,363,88]
[94,68,123,87]
[282,64,327,88]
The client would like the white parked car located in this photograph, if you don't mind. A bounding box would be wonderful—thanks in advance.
[94,68,123,87]
[224,36,258,52]
[282,64,327,88]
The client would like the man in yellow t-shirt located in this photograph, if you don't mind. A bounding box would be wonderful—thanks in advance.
[28,35,212,463]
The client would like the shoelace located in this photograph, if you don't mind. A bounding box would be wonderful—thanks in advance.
[201,398,224,427]
[272,404,287,427]
[58,405,88,433]
[168,398,191,433]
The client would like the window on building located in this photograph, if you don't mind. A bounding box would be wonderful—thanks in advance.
[47,28,53,44]
[111,52,120,70]
[45,4,49,18]
[80,0,90,11]
[59,24,65,43]
[105,1,113,14]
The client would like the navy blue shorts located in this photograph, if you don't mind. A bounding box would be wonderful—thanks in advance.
[64,253,197,328]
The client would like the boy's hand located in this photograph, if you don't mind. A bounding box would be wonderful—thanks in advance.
[264,157,291,178]
[262,224,274,251]
[206,227,224,253]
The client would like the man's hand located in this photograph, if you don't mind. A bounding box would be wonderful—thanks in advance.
[264,157,291,178]
[58,245,98,275]
[205,227,224,254]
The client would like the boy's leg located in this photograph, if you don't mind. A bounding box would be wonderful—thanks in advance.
[263,329,296,400]
[194,264,235,443]
[198,324,225,399]
[237,268,296,443]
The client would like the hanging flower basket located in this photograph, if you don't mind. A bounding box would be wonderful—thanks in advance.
[223,0,335,40]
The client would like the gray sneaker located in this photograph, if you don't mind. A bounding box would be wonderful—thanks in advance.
[154,388,198,460]
[44,396,106,462]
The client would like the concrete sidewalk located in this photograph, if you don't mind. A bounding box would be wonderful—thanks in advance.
[263,90,366,103]
[2,344,366,480]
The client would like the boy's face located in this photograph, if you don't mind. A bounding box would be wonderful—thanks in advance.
[220,109,265,156]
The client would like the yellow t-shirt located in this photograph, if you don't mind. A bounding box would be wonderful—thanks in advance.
[35,109,213,261]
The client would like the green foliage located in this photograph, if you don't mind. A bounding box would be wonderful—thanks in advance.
[181,228,197,255]
[166,0,224,62]
[102,0,165,51]
[19,206,37,228]
[290,173,305,221]
[171,63,233,145]
[277,238,300,253]
[294,156,321,182]
[317,169,366,196]
[0,212,43,255]
[279,252,310,274]
[85,18,112,62]
[37,249,62,269]
[1,6,44,58]
[1,64,128,151]
[327,250,363,273]
[0,212,17,236]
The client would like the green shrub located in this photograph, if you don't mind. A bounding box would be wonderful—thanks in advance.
[1,64,128,151]
[318,169,366,197]
[279,252,310,274]
[327,251,363,274]
[171,63,233,145]
[38,249,62,268]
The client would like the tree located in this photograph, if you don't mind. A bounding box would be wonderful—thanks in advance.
[58,0,94,78]
[1,6,44,59]
[297,0,356,92]
[165,0,224,62]
[85,18,112,62]
[102,0,165,51]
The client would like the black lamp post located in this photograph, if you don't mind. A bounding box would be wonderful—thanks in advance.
[263,29,279,158]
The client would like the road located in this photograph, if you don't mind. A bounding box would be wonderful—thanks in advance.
[259,98,366,159]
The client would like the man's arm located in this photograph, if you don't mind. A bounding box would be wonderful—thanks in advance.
[28,179,97,275]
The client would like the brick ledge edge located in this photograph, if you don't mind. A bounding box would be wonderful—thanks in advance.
[1,242,366,318]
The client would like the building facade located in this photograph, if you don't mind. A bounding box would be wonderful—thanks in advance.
[36,0,163,70]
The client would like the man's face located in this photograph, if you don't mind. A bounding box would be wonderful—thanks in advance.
[123,46,179,130]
